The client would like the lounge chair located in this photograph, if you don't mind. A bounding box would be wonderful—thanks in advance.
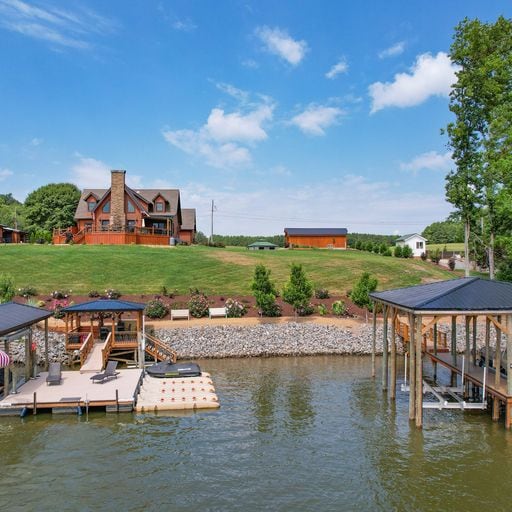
[90,361,120,384]
[46,362,62,386]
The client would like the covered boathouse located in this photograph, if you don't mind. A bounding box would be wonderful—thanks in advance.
[370,277,512,430]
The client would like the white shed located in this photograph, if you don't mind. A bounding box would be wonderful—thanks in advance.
[395,233,427,258]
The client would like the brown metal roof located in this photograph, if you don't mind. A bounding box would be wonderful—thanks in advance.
[74,187,180,220]
[181,208,196,230]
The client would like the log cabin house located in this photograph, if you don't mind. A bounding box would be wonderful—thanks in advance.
[0,225,26,243]
[284,227,348,249]
[53,170,196,245]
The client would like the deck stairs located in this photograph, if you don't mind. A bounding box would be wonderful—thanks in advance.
[395,317,449,353]
[79,342,105,373]
[73,229,86,244]
[145,333,177,363]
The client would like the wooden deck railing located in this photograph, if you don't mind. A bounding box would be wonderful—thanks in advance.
[145,333,177,363]
[113,331,138,348]
[79,333,94,367]
[66,330,93,351]
[395,317,448,352]
[101,332,113,368]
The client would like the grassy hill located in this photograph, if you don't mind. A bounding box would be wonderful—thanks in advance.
[0,245,456,295]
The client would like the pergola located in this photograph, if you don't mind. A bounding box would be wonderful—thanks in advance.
[62,299,146,368]
[370,277,512,429]
[0,302,53,395]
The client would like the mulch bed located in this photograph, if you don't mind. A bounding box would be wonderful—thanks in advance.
[15,292,367,320]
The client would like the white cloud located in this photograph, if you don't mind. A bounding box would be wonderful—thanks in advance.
[241,58,259,69]
[325,58,348,79]
[400,150,453,173]
[163,101,273,168]
[214,82,250,103]
[290,105,344,136]
[30,137,43,146]
[255,26,308,66]
[0,0,117,50]
[0,168,13,181]
[206,105,272,142]
[378,41,405,59]
[171,18,197,32]
[180,175,451,236]
[369,52,459,113]
[70,157,142,188]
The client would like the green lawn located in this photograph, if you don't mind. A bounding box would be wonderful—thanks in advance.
[0,245,456,295]
[426,243,465,252]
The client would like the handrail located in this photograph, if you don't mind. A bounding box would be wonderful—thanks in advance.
[145,333,177,363]
[79,332,94,367]
[101,332,113,368]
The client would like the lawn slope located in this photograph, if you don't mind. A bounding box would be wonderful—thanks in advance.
[1,245,454,295]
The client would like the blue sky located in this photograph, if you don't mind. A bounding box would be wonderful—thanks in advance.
[0,0,509,235]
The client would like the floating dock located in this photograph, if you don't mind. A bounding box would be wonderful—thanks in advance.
[0,369,143,415]
[135,372,220,412]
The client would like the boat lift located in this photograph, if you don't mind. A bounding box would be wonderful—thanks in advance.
[401,354,488,411]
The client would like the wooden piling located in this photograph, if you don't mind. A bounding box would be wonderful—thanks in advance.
[390,308,396,400]
[451,315,457,386]
[415,315,423,429]
[382,305,388,392]
[493,316,502,421]
[465,317,471,399]
[472,316,477,366]
[371,307,376,378]
[507,316,512,399]
[408,313,416,421]
[33,392,37,415]
[44,318,49,371]
[433,323,438,380]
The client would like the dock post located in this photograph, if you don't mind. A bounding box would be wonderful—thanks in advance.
[465,317,471,399]
[371,307,376,378]
[507,316,512,413]
[472,316,477,366]
[33,392,37,415]
[451,316,457,386]
[4,340,10,398]
[493,316,502,421]
[415,315,423,429]
[433,323,438,380]
[390,308,396,400]
[408,313,416,421]
[44,319,49,371]
[25,334,31,382]
[382,305,388,392]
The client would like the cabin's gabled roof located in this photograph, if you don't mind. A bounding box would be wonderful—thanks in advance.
[0,302,53,336]
[284,228,348,236]
[181,208,196,230]
[370,277,512,312]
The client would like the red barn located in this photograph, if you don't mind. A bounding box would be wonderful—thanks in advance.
[284,228,348,249]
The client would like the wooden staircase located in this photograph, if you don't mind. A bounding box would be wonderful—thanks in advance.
[395,317,449,352]
[145,333,177,363]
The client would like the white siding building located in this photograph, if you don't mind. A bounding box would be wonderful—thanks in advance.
[395,233,428,258]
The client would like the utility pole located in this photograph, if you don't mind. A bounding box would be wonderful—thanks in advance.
[209,200,215,245]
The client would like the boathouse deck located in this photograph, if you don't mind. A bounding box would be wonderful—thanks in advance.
[0,369,143,415]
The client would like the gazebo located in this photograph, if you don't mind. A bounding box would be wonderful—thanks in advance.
[0,302,53,396]
[370,277,512,429]
[61,299,174,370]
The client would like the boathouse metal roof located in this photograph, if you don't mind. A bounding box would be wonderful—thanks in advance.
[247,241,278,248]
[284,228,348,236]
[62,299,146,313]
[0,302,53,336]
[370,277,512,313]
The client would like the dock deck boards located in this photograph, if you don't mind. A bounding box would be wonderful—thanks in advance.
[0,369,143,411]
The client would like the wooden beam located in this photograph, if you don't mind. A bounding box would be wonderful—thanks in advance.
[486,315,512,336]
[408,313,416,421]
[451,316,457,367]
[472,316,477,366]
[44,318,49,371]
[382,305,388,392]
[371,307,376,378]
[420,315,445,335]
[390,307,397,400]
[493,316,502,421]
[415,315,423,429]
[507,316,512,400]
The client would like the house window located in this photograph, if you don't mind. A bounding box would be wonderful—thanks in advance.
[87,201,96,211]
[102,201,110,213]
[127,220,136,232]
[100,220,110,230]
[127,200,135,213]
[155,201,164,212]
[416,241,424,249]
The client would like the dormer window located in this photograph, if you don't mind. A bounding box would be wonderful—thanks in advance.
[88,201,96,212]
[127,200,135,213]
[156,201,164,212]
[102,201,110,213]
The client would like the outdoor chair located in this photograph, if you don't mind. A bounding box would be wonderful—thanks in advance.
[90,361,120,384]
[46,362,62,386]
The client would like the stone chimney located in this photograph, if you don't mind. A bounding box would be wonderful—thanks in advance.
[110,170,126,229]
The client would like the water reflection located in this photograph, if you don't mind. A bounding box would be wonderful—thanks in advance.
[252,370,279,433]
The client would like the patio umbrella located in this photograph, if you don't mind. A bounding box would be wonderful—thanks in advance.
[0,350,9,368]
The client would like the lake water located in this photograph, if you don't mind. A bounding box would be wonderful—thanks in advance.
[0,355,511,511]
